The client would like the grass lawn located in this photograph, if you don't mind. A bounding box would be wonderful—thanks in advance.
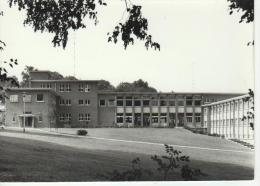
[0,128,254,181]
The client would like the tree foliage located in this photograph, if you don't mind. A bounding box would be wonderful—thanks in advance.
[108,4,160,50]
[116,79,157,92]
[104,144,204,181]
[242,89,254,130]
[97,80,115,91]
[227,0,254,23]
[9,0,160,50]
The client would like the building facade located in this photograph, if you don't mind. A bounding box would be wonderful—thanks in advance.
[4,71,244,129]
[203,95,254,140]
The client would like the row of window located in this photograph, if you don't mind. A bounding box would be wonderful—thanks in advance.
[59,113,91,122]
[99,99,201,107]
[10,94,44,103]
[115,113,201,123]
[59,84,91,92]
[59,99,91,106]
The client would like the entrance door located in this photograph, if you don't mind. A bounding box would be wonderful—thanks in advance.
[21,117,33,127]
[177,113,184,127]
[143,114,150,127]
[134,113,141,127]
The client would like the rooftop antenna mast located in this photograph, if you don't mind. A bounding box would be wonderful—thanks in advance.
[73,31,76,77]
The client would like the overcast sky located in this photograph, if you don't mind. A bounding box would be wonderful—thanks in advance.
[0,0,254,93]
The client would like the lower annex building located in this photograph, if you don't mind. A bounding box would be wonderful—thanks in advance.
[5,71,252,140]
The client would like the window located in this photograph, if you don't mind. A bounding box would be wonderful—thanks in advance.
[59,113,65,121]
[143,100,150,106]
[99,99,106,106]
[134,100,141,106]
[195,100,201,106]
[151,100,158,106]
[169,100,175,106]
[177,100,184,106]
[152,113,159,123]
[126,99,132,107]
[66,99,71,106]
[186,96,193,106]
[186,113,193,123]
[85,84,90,92]
[116,113,124,123]
[78,99,84,105]
[36,94,44,102]
[66,84,71,92]
[10,95,18,103]
[78,84,84,92]
[125,113,133,123]
[38,113,43,123]
[195,113,201,123]
[84,113,90,121]
[59,84,65,92]
[23,95,31,103]
[160,113,167,123]
[108,99,115,106]
[40,83,46,88]
[160,100,167,106]
[47,83,52,88]
[60,84,70,92]
[78,113,84,121]
[59,99,65,105]
[117,100,123,106]
[67,113,72,121]
[85,99,90,106]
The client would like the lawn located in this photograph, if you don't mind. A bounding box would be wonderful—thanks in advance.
[0,128,254,181]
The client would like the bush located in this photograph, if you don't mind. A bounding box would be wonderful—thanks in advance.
[77,129,88,136]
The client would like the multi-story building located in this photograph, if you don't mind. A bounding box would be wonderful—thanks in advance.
[4,71,244,129]
[203,95,254,140]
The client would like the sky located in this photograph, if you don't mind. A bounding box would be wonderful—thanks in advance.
[0,0,254,93]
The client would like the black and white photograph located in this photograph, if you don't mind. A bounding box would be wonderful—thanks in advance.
[0,0,258,184]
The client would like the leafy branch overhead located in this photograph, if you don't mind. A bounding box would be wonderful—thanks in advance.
[108,5,160,50]
[8,0,160,50]
[228,0,254,23]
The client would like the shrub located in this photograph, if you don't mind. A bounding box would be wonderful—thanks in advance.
[77,129,88,136]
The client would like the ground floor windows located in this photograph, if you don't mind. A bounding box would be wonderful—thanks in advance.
[195,113,201,122]
[160,113,167,123]
[78,113,91,122]
[152,113,159,123]
[186,113,193,123]
[125,113,133,123]
[59,113,72,122]
[116,113,124,123]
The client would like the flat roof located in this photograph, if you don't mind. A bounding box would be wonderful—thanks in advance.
[31,80,101,83]
[202,94,249,107]
[98,91,245,95]
[6,88,59,96]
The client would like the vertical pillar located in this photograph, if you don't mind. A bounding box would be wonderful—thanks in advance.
[141,96,144,127]
[123,96,126,126]
[192,95,195,128]
[149,96,152,128]
[167,95,170,127]
[158,95,161,127]
[184,95,187,127]
[175,95,178,127]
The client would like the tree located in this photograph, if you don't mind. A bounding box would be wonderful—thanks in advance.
[20,66,37,87]
[227,0,254,45]
[242,89,254,130]
[116,79,157,92]
[97,80,115,91]
[8,0,160,50]
[63,76,78,80]
[49,71,64,80]
[227,0,254,23]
